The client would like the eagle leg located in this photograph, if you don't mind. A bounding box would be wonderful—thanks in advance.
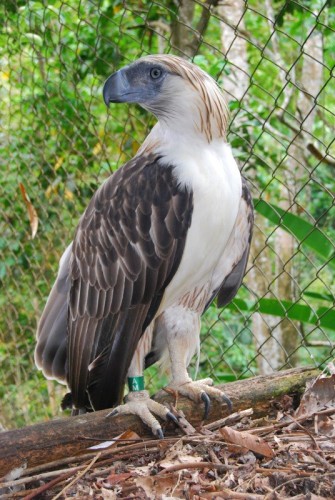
[163,307,233,419]
[107,390,177,438]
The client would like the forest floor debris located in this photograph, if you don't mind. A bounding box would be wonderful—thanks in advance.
[1,371,335,499]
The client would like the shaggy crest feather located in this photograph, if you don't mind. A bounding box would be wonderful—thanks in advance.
[142,54,229,142]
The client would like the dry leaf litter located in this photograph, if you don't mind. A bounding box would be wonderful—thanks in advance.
[1,370,335,499]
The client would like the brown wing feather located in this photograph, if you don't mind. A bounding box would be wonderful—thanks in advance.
[68,153,193,410]
[35,244,72,383]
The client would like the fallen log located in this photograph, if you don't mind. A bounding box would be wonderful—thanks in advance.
[0,366,318,477]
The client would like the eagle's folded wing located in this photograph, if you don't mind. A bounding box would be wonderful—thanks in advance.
[68,154,193,410]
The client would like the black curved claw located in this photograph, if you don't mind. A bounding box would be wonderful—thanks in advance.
[167,411,179,425]
[106,408,118,418]
[222,394,233,413]
[156,428,164,439]
[201,392,211,420]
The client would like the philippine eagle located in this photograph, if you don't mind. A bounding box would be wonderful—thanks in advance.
[35,55,253,437]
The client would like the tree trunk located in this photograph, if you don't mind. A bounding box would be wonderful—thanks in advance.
[219,0,323,373]
[270,27,324,367]
[250,226,287,374]
[219,0,249,100]
[219,0,281,373]
[170,0,196,57]
[170,0,217,58]
[0,367,318,478]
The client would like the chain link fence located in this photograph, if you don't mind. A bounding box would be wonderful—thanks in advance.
[1,0,334,429]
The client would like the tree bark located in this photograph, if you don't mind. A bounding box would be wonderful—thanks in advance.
[219,0,249,100]
[250,224,286,374]
[270,27,324,367]
[0,366,318,478]
[170,0,196,57]
[218,0,281,374]
[170,0,218,58]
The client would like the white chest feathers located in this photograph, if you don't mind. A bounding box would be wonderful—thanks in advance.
[160,141,242,310]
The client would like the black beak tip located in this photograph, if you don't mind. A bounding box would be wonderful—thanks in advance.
[102,85,111,108]
[103,70,122,108]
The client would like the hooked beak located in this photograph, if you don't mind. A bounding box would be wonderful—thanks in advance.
[103,70,131,107]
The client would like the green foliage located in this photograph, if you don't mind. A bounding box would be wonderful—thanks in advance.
[229,298,335,331]
[255,200,335,268]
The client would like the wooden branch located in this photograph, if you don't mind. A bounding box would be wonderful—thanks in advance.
[306,340,335,347]
[277,115,335,167]
[307,143,335,167]
[0,367,318,477]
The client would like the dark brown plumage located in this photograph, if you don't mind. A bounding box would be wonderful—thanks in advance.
[38,153,193,410]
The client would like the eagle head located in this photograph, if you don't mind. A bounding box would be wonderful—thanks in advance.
[103,54,229,142]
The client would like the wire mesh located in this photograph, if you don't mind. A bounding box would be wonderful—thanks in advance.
[0,0,334,429]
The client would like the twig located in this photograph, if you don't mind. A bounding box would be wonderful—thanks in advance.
[309,450,335,472]
[171,470,183,497]
[147,20,170,33]
[307,143,335,167]
[85,448,161,479]
[22,470,74,500]
[203,408,253,431]
[307,340,335,347]
[315,407,335,417]
[194,0,218,41]
[208,448,224,466]
[249,406,335,436]
[208,448,225,477]
[158,461,243,474]
[264,476,318,499]
[275,433,328,442]
[277,114,301,135]
[172,406,197,435]
[21,453,93,477]
[209,489,265,499]
[277,115,335,167]
[0,492,35,499]
[79,436,144,443]
[285,413,320,450]
[255,467,312,477]
[0,465,86,490]
[52,453,101,500]
[163,386,179,409]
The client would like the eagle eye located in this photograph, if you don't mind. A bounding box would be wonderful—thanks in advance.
[150,67,162,80]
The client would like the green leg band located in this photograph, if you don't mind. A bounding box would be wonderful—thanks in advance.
[128,376,144,392]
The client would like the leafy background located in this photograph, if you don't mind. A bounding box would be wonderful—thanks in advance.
[0,0,334,429]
